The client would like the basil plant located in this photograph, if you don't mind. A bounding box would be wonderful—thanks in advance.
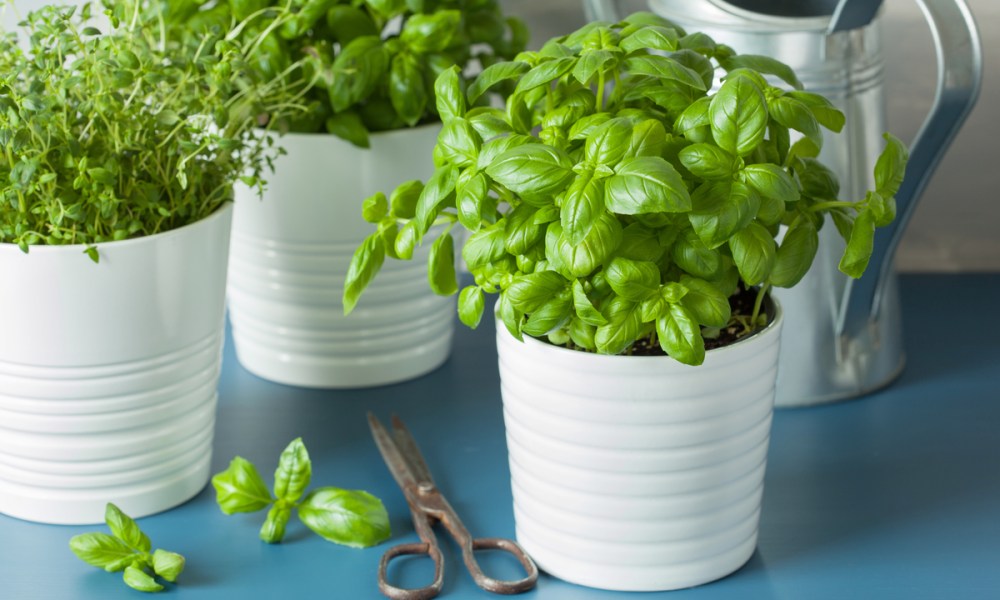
[343,12,908,366]
[158,0,528,147]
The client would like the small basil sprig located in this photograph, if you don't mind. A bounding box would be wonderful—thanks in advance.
[212,438,391,547]
[69,504,185,593]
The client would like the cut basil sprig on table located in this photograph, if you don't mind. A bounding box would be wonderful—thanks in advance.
[69,504,185,593]
[212,438,391,547]
[343,13,909,365]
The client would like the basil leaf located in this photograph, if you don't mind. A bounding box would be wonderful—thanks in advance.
[688,181,759,248]
[561,171,605,246]
[485,144,574,204]
[605,257,660,301]
[514,57,577,95]
[394,221,420,260]
[428,232,458,295]
[585,117,633,166]
[326,6,379,45]
[503,204,545,255]
[769,95,822,147]
[463,223,507,271]
[273,438,311,504]
[867,190,896,227]
[728,222,776,286]
[618,222,666,262]
[299,487,391,548]
[623,55,706,91]
[326,110,370,149]
[569,318,597,350]
[434,65,465,122]
[260,504,292,544]
[329,36,387,113]
[673,228,722,279]
[619,26,679,54]
[676,275,728,328]
[572,280,607,326]
[572,49,618,86]
[605,156,691,214]
[506,271,567,313]
[709,73,767,156]
[569,112,612,141]
[342,233,386,315]
[105,503,150,553]
[678,31,716,55]
[151,549,185,583]
[675,96,712,143]
[796,158,840,200]
[477,134,534,171]
[401,10,461,54]
[595,297,641,355]
[414,165,458,234]
[679,143,738,179]
[390,180,424,219]
[365,0,405,19]
[555,213,623,277]
[467,107,514,139]
[626,119,666,159]
[467,61,530,104]
[212,456,274,515]
[522,292,574,337]
[770,217,819,287]
[436,118,481,168]
[458,285,486,329]
[721,54,803,90]
[874,132,909,198]
[787,90,845,132]
[741,164,800,203]
[389,53,427,127]
[456,169,489,232]
[123,565,163,593]
[657,303,705,366]
[69,533,137,572]
[362,192,389,224]
[839,208,876,278]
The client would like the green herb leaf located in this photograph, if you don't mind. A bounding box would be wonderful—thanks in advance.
[123,565,163,593]
[415,165,458,234]
[514,57,577,94]
[506,271,567,313]
[463,223,507,271]
[390,54,427,127]
[874,132,908,198]
[457,169,490,232]
[709,73,768,156]
[786,91,846,132]
[595,297,641,355]
[104,503,151,553]
[741,164,800,203]
[672,228,722,279]
[620,25,679,54]
[623,55,706,91]
[390,180,424,219]
[298,488,391,548]
[434,65,465,122]
[436,118,481,168]
[428,232,458,295]
[150,549,185,583]
[458,285,486,329]
[554,214,623,277]
[401,10,461,54]
[561,171,605,245]
[342,233,386,315]
[721,55,802,90]
[605,257,660,301]
[626,119,666,159]
[770,217,819,287]
[657,303,705,365]
[467,61,530,104]
[326,110,370,149]
[688,181,759,248]
[678,143,739,179]
[605,156,691,214]
[362,193,389,224]
[212,457,274,515]
[522,292,574,337]
[572,280,607,326]
[769,95,822,147]
[486,144,574,204]
[69,533,137,572]
[728,222,776,286]
[260,504,293,544]
[274,438,312,504]
[678,275,731,328]
[839,209,876,278]
[572,49,617,86]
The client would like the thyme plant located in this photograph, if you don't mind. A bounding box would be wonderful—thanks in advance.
[343,13,908,365]
[0,1,309,258]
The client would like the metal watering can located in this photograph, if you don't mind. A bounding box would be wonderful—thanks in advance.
[584,0,982,406]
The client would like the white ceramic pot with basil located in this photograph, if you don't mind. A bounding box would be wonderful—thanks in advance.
[496,301,782,590]
[0,205,232,525]
[227,124,457,388]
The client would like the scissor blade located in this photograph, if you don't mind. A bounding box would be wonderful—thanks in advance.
[368,412,419,491]
[389,414,435,485]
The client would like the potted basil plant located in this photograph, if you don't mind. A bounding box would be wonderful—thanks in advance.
[343,12,908,592]
[162,0,528,388]
[0,1,303,525]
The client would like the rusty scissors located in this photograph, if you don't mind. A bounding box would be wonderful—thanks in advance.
[368,413,538,600]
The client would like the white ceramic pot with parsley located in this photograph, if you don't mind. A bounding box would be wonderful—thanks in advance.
[166,0,528,387]
[0,2,298,524]
[345,13,908,591]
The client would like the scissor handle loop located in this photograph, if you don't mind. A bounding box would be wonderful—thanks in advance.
[377,542,445,600]
[460,537,539,595]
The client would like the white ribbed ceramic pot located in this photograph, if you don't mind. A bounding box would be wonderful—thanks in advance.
[496,300,783,591]
[0,205,231,525]
[227,125,455,388]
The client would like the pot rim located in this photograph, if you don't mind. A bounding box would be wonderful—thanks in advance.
[0,201,233,256]
[497,294,783,365]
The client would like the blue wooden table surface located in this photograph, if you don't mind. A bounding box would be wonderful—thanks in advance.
[2,273,998,599]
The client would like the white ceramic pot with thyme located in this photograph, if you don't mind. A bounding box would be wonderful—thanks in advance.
[162,0,528,387]
[345,12,908,591]
[0,1,299,524]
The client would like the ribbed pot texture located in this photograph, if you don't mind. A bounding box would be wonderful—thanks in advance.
[227,126,454,388]
[496,301,783,591]
[0,205,232,524]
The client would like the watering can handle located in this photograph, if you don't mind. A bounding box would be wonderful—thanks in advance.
[839,0,982,339]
